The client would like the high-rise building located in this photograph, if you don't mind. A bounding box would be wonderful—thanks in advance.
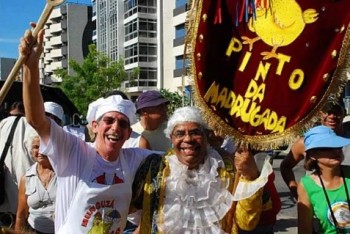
[40,3,94,85]
[161,0,191,95]
[93,0,157,100]
[0,58,18,81]
[92,0,191,100]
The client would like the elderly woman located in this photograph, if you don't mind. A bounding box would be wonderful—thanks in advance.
[131,106,275,233]
[15,135,56,233]
[298,125,350,233]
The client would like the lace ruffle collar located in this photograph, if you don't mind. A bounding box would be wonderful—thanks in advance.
[159,149,234,234]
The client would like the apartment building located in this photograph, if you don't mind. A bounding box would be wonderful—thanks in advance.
[162,0,191,95]
[92,0,156,100]
[92,0,191,100]
[40,3,94,85]
[0,58,17,81]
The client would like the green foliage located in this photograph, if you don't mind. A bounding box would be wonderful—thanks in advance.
[55,44,128,116]
[160,89,190,116]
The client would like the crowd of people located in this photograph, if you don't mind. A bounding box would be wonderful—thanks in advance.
[0,23,350,234]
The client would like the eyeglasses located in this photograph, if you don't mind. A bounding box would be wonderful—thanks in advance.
[172,129,203,140]
[321,111,344,118]
[101,116,130,129]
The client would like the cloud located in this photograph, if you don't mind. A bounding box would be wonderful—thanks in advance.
[0,38,19,44]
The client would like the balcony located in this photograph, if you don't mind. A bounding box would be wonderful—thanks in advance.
[173,4,189,16]
[50,36,63,47]
[51,48,63,59]
[50,23,63,34]
[173,36,185,47]
[173,68,188,78]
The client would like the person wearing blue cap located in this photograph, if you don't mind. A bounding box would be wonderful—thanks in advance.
[298,125,350,233]
[281,101,350,200]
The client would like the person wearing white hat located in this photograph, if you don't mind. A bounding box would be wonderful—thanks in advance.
[131,106,275,233]
[19,28,157,234]
[44,101,64,126]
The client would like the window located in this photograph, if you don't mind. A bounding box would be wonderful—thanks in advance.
[125,19,138,41]
[175,55,189,69]
[175,24,185,39]
[125,44,138,65]
[176,0,188,8]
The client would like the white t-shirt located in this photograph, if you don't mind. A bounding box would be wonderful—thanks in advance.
[0,116,36,214]
[63,125,87,141]
[123,131,141,148]
[40,120,155,232]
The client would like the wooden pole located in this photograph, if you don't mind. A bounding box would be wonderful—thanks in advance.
[0,0,65,105]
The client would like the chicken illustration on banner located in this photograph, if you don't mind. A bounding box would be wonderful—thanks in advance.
[243,0,318,60]
[187,0,350,149]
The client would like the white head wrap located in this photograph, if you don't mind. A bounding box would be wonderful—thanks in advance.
[44,101,64,122]
[164,106,209,138]
[86,95,137,125]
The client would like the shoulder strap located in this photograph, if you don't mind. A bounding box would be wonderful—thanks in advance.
[0,116,22,166]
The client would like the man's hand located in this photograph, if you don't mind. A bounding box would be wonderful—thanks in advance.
[19,23,44,68]
[235,146,259,180]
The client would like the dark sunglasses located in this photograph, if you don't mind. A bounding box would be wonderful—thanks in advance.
[101,116,130,129]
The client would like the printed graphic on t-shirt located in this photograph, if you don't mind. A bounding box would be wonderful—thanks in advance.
[81,200,122,234]
[328,201,350,230]
[92,173,124,185]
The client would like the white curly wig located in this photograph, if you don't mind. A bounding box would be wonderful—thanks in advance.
[164,106,209,138]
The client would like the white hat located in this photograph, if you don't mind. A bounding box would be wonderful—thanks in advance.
[44,102,64,122]
[86,95,137,125]
[164,106,209,138]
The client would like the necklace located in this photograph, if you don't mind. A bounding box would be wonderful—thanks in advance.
[318,167,350,234]
[36,173,54,208]
[37,168,54,188]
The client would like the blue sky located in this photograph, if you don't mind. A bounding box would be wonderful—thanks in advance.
[0,0,92,59]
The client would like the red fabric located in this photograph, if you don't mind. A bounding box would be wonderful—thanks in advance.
[259,172,281,226]
[192,0,350,142]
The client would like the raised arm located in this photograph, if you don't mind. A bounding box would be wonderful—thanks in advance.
[20,26,50,144]
[280,137,305,199]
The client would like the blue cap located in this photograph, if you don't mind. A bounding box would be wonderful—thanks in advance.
[304,125,350,151]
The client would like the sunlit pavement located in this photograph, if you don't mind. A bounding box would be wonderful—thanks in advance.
[272,156,304,233]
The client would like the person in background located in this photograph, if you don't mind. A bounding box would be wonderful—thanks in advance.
[8,102,25,117]
[63,114,91,142]
[0,101,37,227]
[298,125,350,233]
[132,90,171,151]
[44,102,64,127]
[280,100,349,199]
[131,106,277,233]
[207,129,236,158]
[15,135,56,234]
[19,26,159,233]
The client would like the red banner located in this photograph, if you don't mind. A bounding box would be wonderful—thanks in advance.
[188,0,350,149]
